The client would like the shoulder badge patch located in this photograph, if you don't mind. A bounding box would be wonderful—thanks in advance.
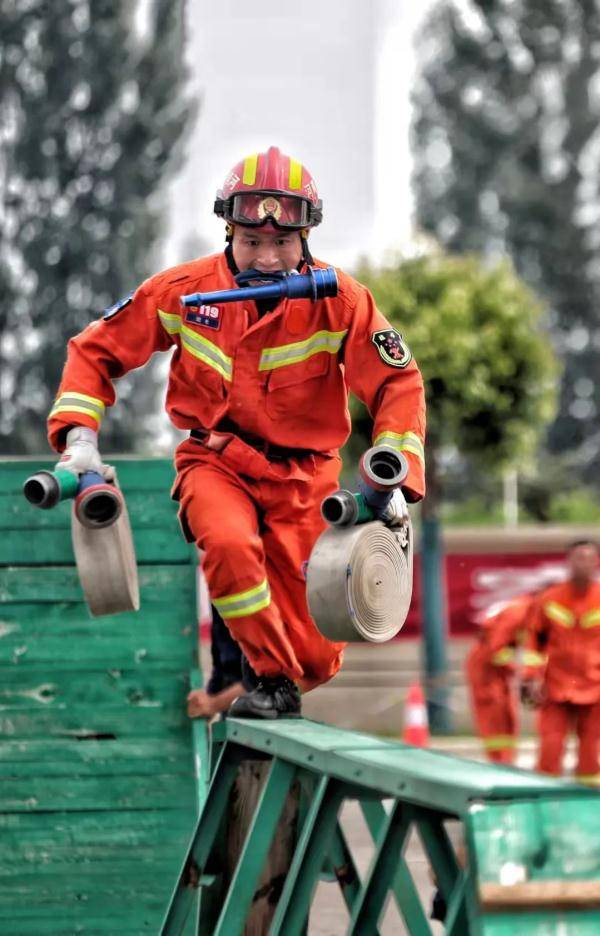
[103,291,134,321]
[372,329,412,368]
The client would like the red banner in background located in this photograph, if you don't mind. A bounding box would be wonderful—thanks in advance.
[402,552,567,638]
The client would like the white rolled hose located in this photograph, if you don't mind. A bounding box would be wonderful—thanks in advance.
[306,516,413,643]
[71,471,140,617]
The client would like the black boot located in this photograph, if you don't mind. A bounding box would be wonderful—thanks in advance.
[228,675,301,719]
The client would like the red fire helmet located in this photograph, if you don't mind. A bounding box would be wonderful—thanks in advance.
[214,146,323,229]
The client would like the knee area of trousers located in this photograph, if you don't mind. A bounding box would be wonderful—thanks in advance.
[202,532,257,566]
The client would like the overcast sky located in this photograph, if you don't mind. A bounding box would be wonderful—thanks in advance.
[164,0,434,270]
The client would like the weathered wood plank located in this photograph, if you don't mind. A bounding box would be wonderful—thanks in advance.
[0,564,196,603]
[0,528,192,565]
[0,807,193,842]
[0,705,192,739]
[0,605,197,667]
[0,737,190,773]
[0,773,194,812]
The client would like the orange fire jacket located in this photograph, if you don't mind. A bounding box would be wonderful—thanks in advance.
[47,253,426,499]
[523,581,600,704]
[478,593,536,670]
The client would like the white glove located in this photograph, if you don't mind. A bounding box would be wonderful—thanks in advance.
[57,427,115,481]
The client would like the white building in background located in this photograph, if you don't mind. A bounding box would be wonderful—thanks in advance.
[165,1,429,270]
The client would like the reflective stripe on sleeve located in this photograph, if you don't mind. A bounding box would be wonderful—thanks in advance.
[522,650,547,666]
[581,609,600,628]
[491,647,515,666]
[259,329,347,371]
[544,601,575,628]
[212,579,271,620]
[49,391,105,426]
[374,430,425,465]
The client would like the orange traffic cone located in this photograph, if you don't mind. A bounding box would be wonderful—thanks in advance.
[403,681,430,747]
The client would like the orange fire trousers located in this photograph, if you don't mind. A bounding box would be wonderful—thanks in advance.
[174,436,345,692]
[537,699,600,782]
[466,646,517,764]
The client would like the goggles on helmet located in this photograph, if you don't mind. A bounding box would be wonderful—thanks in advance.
[215,190,319,229]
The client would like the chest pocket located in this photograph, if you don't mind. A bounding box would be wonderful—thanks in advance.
[265,353,330,419]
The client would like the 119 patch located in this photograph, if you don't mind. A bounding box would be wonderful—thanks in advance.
[372,329,412,368]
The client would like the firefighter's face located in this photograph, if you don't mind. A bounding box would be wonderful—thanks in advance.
[568,543,599,582]
[232,223,303,273]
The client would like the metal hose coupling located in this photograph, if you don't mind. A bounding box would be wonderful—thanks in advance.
[321,445,409,528]
[23,469,122,529]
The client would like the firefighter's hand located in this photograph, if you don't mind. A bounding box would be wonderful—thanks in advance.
[57,427,115,481]
[187,689,218,718]
[520,679,544,709]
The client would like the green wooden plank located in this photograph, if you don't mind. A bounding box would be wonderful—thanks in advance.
[0,606,198,667]
[0,704,193,739]
[0,564,196,603]
[0,772,194,812]
[0,489,181,529]
[0,736,189,771]
[0,666,192,704]
[0,807,193,843]
[0,528,192,565]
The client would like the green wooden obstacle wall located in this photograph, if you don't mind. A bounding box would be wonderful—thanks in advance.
[0,459,202,934]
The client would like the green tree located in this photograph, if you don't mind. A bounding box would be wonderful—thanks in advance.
[412,0,600,480]
[0,0,194,454]
[356,252,558,731]
[357,253,558,508]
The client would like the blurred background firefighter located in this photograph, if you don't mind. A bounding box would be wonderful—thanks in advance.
[521,541,600,785]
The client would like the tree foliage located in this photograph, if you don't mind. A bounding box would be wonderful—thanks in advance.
[0,0,194,453]
[355,253,558,508]
[412,0,600,478]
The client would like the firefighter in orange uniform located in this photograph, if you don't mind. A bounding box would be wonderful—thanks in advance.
[521,540,600,784]
[48,146,426,719]
[466,592,539,764]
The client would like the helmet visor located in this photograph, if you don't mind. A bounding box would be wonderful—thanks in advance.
[228,192,311,228]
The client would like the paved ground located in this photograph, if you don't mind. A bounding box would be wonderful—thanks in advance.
[307,737,579,935]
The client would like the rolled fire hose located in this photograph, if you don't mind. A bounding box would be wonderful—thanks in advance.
[306,444,414,643]
[70,470,139,617]
[306,518,413,643]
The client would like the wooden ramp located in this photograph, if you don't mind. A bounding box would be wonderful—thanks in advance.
[0,458,203,934]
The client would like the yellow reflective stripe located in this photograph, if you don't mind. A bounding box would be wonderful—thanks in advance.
[544,601,575,628]
[157,308,181,335]
[374,430,425,464]
[259,329,347,371]
[581,609,600,628]
[212,579,271,620]
[575,774,600,786]
[483,735,516,750]
[50,392,105,425]
[522,650,547,666]
[288,158,302,190]
[491,647,515,665]
[180,325,232,381]
[243,154,258,185]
